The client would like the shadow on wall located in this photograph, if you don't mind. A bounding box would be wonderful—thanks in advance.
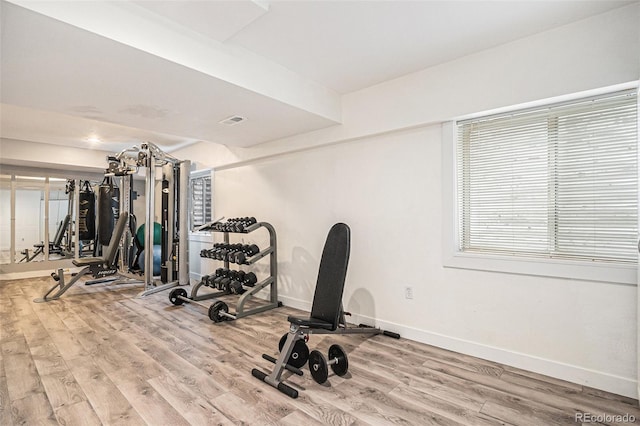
[346,288,377,323]
[277,245,318,307]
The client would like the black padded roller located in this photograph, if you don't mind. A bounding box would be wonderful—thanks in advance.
[383,330,401,339]
[277,382,298,399]
[251,368,267,381]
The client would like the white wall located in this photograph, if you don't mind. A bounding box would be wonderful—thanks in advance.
[14,188,42,251]
[176,4,640,398]
[0,138,110,173]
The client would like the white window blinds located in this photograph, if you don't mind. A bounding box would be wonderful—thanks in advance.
[191,174,212,230]
[456,89,638,264]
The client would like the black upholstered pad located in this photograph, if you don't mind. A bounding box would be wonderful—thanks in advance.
[53,215,71,246]
[72,213,128,267]
[287,315,335,330]
[72,256,104,267]
[302,223,350,331]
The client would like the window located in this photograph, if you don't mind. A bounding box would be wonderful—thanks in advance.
[190,170,212,231]
[447,88,638,283]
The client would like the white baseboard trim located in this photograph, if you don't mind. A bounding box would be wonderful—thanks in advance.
[0,265,81,281]
[278,294,312,312]
[0,259,77,280]
[277,295,637,399]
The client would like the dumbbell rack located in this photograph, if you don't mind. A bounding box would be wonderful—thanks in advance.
[192,221,279,320]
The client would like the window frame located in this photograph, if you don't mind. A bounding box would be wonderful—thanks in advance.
[189,169,213,233]
[442,83,639,285]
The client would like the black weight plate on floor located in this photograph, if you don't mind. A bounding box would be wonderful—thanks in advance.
[308,350,329,384]
[169,288,187,305]
[290,341,309,368]
[328,344,349,377]
[208,300,228,322]
[278,334,310,368]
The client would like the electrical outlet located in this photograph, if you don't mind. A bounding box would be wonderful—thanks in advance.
[404,286,413,300]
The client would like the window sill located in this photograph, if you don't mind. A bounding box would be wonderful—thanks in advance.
[443,251,636,285]
[188,231,214,243]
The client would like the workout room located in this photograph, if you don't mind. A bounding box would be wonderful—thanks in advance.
[1,1,639,425]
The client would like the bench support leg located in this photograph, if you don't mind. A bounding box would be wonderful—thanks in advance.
[252,325,304,398]
[33,267,90,303]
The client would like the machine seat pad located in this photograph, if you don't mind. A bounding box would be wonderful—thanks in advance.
[287,315,334,330]
[72,257,106,267]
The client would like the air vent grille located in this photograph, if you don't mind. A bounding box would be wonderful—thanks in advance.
[219,115,247,126]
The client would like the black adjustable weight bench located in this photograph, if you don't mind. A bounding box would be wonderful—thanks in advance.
[252,223,399,398]
[20,214,72,262]
[34,213,129,303]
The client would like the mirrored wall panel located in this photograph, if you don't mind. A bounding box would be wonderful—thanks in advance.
[0,175,10,265]
[15,176,46,262]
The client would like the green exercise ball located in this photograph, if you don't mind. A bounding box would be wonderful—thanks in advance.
[136,222,162,248]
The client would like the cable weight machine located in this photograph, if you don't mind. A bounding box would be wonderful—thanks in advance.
[106,142,190,297]
[34,142,191,302]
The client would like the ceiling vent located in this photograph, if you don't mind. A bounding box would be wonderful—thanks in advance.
[219,115,247,126]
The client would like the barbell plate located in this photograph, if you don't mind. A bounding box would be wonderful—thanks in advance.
[328,344,349,377]
[208,300,228,323]
[308,350,329,384]
[278,333,310,368]
[169,288,188,306]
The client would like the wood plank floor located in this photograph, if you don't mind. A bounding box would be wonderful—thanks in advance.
[1,276,639,425]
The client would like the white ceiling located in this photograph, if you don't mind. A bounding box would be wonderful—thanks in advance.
[0,0,634,154]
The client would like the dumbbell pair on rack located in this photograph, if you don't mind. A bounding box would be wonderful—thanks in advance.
[201,268,258,295]
[200,243,260,264]
[210,217,257,233]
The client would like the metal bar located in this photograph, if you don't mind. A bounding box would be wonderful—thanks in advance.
[235,276,273,315]
[73,180,79,259]
[191,289,226,302]
[234,302,280,319]
[189,276,227,301]
[244,247,273,265]
[189,277,206,299]
[163,163,174,282]
[85,276,119,286]
[178,160,190,286]
[138,280,178,297]
[266,327,300,383]
[178,296,210,310]
[43,177,50,261]
[144,148,155,292]
[261,221,278,304]
[118,176,130,272]
[33,267,91,303]
[223,231,229,270]
[10,175,15,264]
[261,354,303,376]
[301,326,382,337]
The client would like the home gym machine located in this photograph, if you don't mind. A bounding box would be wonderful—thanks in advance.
[104,142,191,297]
[34,142,190,302]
